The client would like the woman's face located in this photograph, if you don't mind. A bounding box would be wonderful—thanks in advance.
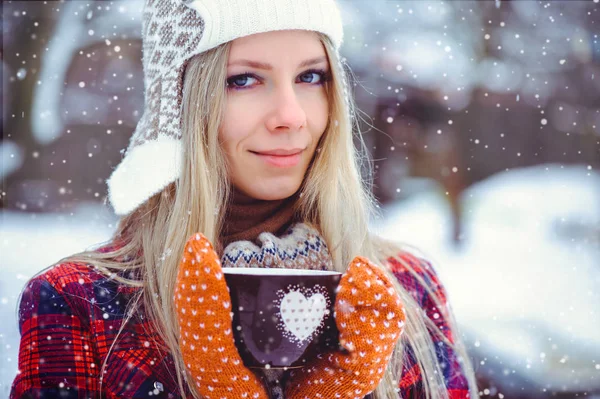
[219,30,330,201]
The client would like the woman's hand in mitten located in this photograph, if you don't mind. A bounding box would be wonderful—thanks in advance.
[174,233,268,399]
[285,256,406,399]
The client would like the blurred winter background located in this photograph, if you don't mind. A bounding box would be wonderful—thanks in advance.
[1,0,600,398]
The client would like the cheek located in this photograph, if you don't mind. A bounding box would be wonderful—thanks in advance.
[219,105,250,154]
[309,94,329,141]
[217,126,233,159]
[218,128,242,174]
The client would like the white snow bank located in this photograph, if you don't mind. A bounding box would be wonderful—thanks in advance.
[374,163,600,394]
[0,202,117,396]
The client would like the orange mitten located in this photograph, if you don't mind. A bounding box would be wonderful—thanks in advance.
[174,233,269,399]
[285,256,406,399]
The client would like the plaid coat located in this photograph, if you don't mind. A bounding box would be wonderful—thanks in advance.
[10,243,471,399]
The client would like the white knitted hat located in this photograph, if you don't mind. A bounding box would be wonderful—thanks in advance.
[106,0,344,216]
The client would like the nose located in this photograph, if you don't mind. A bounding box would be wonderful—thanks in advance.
[265,84,307,132]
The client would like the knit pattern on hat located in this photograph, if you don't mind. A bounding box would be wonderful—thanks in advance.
[106,0,344,216]
[107,0,204,215]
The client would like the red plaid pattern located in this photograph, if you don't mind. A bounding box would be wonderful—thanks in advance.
[10,243,471,398]
[388,253,471,399]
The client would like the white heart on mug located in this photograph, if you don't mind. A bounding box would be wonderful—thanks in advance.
[280,291,327,341]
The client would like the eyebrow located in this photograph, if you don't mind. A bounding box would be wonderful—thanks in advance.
[227,56,328,70]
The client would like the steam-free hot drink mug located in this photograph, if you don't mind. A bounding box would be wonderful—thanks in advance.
[222,267,342,370]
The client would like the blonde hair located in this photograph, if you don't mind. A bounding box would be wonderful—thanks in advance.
[31,32,479,399]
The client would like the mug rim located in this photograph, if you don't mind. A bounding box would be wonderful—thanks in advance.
[222,267,341,276]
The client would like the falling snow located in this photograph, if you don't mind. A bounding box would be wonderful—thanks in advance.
[2,0,600,396]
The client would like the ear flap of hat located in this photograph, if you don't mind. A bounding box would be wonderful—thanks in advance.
[107,135,183,216]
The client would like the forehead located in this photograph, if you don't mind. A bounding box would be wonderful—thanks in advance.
[228,30,327,65]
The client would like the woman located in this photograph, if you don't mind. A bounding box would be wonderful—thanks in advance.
[10,0,480,398]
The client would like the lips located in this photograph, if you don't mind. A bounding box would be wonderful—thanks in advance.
[251,150,303,168]
[252,148,304,156]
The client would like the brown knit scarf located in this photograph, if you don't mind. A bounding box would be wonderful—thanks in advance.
[219,188,301,250]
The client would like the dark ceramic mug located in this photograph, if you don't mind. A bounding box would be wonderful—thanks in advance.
[222,267,342,370]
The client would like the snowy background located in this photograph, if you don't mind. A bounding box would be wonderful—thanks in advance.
[376,164,600,398]
[2,0,600,398]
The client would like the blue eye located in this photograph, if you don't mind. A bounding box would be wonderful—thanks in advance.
[227,74,258,89]
[299,70,325,84]
[226,69,331,91]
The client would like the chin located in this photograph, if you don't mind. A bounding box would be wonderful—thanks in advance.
[246,182,301,201]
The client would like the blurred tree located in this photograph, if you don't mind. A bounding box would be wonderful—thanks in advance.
[2,1,144,213]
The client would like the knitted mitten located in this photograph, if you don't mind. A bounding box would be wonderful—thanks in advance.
[285,256,406,399]
[174,233,269,399]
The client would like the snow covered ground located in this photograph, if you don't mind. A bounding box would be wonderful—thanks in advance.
[1,163,599,398]
[0,202,118,398]
[374,163,600,397]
